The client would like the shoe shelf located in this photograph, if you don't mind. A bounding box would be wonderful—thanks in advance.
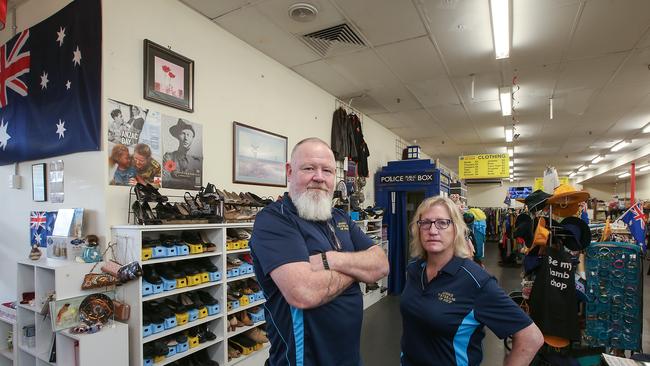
[227,300,265,316]
[143,251,223,265]
[355,216,388,310]
[226,273,256,283]
[113,222,262,366]
[226,248,251,254]
[142,281,223,302]
[227,343,270,366]
[227,320,266,338]
[156,336,224,366]
[143,313,223,343]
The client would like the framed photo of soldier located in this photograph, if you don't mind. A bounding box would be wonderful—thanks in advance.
[233,122,287,187]
[143,39,194,112]
[161,115,203,190]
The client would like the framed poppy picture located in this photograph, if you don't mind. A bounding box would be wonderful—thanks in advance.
[143,39,194,112]
[233,122,287,187]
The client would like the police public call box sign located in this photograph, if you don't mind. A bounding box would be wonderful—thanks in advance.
[378,173,435,185]
[458,153,509,179]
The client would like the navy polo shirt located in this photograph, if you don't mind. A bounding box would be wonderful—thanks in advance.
[400,257,532,366]
[250,193,374,366]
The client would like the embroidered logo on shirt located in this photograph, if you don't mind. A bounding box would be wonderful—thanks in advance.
[438,291,456,304]
[336,222,349,231]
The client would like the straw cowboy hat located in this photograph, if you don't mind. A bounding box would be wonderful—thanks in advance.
[547,184,590,217]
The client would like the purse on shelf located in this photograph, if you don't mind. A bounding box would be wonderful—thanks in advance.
[101,242,142,284]
[81,245,118,290]
[100,260,121,278]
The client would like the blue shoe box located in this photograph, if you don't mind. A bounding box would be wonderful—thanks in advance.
[152,246,166,258]
[142,324,153,337]
[142,280,154,297]
[161,277,176,291]
[187,308,199,322]
[164,316,177,330]
[176,340,189,353]
[206,303,220,316]
[152,322,165,334]
[208,270,221,282]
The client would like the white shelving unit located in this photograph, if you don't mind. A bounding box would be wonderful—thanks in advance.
[354,218,389,309]
[15,258,128,366]
[112,222,268,366]
[0,303,16,366]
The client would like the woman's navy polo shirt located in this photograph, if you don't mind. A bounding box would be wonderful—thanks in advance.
[400,257,532,366]
[250,193,373,366]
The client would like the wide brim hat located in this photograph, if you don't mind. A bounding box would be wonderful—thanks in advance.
[169,118,195,138]
[559,216,591,251]
[547,184,590,206]
[524,190,552,213]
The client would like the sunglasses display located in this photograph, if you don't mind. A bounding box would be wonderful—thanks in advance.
[584,242,642,350]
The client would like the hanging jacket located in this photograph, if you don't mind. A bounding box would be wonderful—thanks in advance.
[331,107,349,161]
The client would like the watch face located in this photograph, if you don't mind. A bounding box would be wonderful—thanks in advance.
[79,293,114,325]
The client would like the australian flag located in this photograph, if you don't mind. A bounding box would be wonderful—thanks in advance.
[0,0,101,165]
[30,210,57,247]
[621,202,647,251]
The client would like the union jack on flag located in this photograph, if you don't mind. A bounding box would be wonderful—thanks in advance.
[30,211,46,229]
[621,202,647,251]
[0,29,29,107]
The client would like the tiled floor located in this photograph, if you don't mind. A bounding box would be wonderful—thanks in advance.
[360,242,650,365]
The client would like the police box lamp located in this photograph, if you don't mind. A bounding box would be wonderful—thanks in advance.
[403,145,421,160]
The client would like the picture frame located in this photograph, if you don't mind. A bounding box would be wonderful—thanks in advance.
[233,122,287,187]
[32,163,46,202]
[143,39,194,112]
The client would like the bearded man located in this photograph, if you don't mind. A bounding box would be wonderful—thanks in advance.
[249,137,389,366]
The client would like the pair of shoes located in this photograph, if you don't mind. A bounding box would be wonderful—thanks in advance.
[134,183,168,203]
[244,327,268,343]
[132,201,162,225]
[228,344,241,360]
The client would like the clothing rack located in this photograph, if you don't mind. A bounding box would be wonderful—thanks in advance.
[335,98,363,126]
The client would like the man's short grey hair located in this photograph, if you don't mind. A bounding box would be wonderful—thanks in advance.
[290,137,331,161]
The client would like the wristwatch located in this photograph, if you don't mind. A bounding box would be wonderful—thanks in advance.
[321,252,330,270]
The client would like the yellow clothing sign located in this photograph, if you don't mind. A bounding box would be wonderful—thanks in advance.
[458,154,509,179]
[534,177,569,191]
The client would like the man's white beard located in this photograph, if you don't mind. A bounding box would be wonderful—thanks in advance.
[291,188,333,221]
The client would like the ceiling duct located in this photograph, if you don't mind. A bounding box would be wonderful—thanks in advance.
[464,179,504,185]
[301,23,366,57]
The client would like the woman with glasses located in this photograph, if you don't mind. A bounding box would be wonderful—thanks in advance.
[400,196,543,366]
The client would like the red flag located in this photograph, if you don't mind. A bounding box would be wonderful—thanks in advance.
[0,0,6,31]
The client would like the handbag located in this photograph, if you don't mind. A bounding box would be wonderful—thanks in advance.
[81,245,118,290]
[102,242,142,284]
[112,299,130,321]
[100,260,122,277]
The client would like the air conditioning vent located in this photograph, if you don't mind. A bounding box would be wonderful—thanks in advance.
[301,23,366,57]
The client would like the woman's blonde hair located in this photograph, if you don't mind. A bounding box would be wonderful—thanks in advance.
[409,196,471,260]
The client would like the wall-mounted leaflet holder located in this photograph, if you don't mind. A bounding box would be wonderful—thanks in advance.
[49,160,64,203]
[32,163,46,201]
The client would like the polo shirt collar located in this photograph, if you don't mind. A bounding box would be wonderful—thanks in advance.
[281,192,297,214]
[414,256,464,277]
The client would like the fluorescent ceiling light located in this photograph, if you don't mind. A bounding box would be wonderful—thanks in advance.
[499,87,512,116]
[618,172,630,178]
[509,178,513,182]
[509,160,514,167]
[591,155,604,164]
[507,147,514,157]
[640,165,650,172]
[610,140,631,152]
[569,171,576,178]
[643,123,650,134]
[578,166,587,172]
[505,127,513,142]
[490,0,510,59]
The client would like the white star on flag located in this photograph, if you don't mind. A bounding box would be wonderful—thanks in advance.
[34,232,42,244]
[56,119,66,139]
[56,26,66,47]
[72,46,82,66]
[0,119,10,150]
[40,71,49,89]
[66,80,71,90]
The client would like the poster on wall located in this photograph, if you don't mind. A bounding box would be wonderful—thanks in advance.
[107,99,162,187]
[161,115,203,190]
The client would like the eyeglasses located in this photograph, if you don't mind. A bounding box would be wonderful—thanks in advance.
[417,219,453,231]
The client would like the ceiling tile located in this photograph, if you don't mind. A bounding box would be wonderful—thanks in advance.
[256,0,345,35]
[452,72,500,104]
[567,0,650,59]
[511,0,580,67]
[375,36,445,82]
[610,47,650,88]
[332,0,427,46]
[407,78,460,108]
[341,94,388,115]
[292,60,361,97]
[366,86,422,113]
[368,112,405,129]
[181,0,255,19]
[420,0,498,77]
[214,6,320,66]
[326,49,400,90]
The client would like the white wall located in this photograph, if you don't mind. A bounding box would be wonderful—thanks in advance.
[582,174,650,201]
[466,179,533,208]
[0,0,403,299]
